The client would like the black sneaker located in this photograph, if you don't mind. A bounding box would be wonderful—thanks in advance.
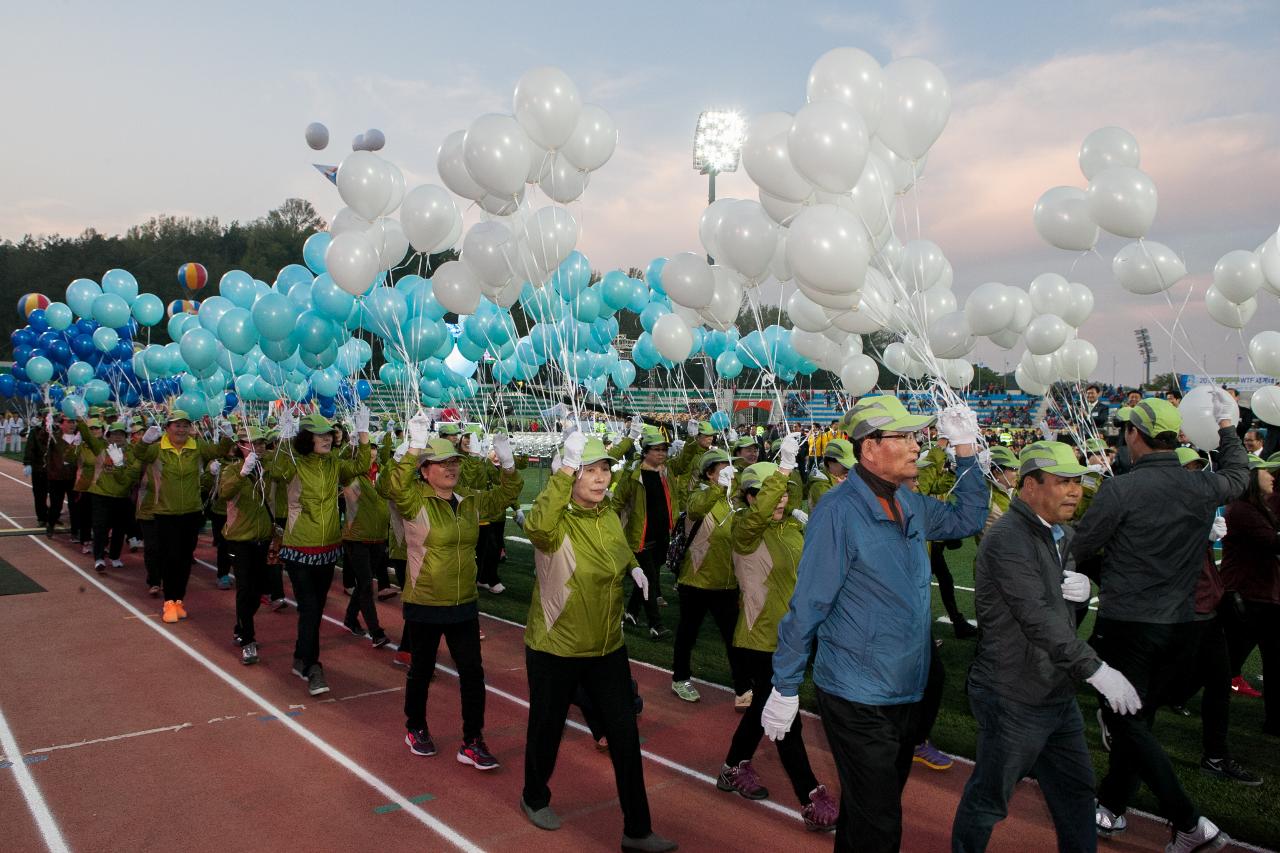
[457,738,499,770]
[1200,757,1263,786]
[240,642,259,665]
[307,663,330,696]
[370,632,390,649]
[291,658,307,680]
[649,626,671,640]
[343,619,366,637]
[623,612,638,628]
[405,728,436,756]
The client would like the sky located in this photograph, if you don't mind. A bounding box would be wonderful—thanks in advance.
[2,0,1279,387]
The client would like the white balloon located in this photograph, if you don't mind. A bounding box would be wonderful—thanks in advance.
[788,100,870,193]
[351,133,367,151]
[1113,241,1186,295]
[662,253,716,310]
[366,218,408,272]
[840,353,880,395]
[1248,331,1280,377]
[769,231,792,282]
[848,153,895,236]
[1205,287,1256,329]
[461,221,518,289]
[785,288,831,332]
[699,268,743,331]
[401,185,459,253]
[431,214,464,255]
[432,261,481,315]
[883,342,910,376]
[801,281,862,311]
[1181,385,1231,451]
[490,277,524,310]
[536,156,589,203]
[560,104,617,172]
[1028,273,1072,316]
[463,114,532,197]
[478,189,525,216]
[1020,350,1059,385]
[1062,282,1095,328]
[759,188,807,226]
[827,286,890,333]
[806,47,885,133]
[336,151,392,221]
[1213,249,1264,304]
[1024,314,1070,355]
[698,198,736,261]
[871,138,925,195]
[963,282,1014,336]
[1259,235,1280,297]
[741,112,812,203]
[329,206,371,237]
[929,311,976,359]
[1086,166,1158,239]
[652,313,694,362]
[520,206,578,272]
[988,328,1021,350]
[1078,126,1140,181]
[872,235,904,278]
[791,328,830,362]
[1007,287,1033,333]
[720,200,778,279]
[1057,338,1099,381]
[786,204,870,295]
[915,287,957,328]
[877,58,951,162]
[1015,364,1049,396]
[1251,385,1280,425]
[940,358,974,389]
[379,163,405,217]
[527,144,551,183]
[324,231,378,295]
[363,129,386,152]
[304,122,329,150]
[900,240,948,292]
[512,66,582,150]
[437,130,486,201]
[1032,186,1099,251]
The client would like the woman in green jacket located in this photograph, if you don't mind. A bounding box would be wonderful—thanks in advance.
[220,427,275,666]
[134,409,234,624]
[341,441,391,648]
[264,409,371,696]
[375,433,413,667]
[613,425,675,639]
[388,414,522,770]
[717,450,837,833]
[806,439,854,512]
[77,418,134,572]
[519,431,677,853]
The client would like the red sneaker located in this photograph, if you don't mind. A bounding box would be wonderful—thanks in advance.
[1232,675,1263,698]
[393,651,412,668]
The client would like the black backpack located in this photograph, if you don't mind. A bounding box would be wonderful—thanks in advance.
[664,512,705,576]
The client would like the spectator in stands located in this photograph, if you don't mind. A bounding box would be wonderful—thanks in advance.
[1244,430,1264,454]
[1086,384,1109,432]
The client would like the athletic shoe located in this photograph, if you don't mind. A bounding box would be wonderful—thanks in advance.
[1200,757,1263,786]
[734,690,753,712]
[623,612,638,628]
[343,586,354,596]
[1097,708,1112,753]
[1096,804,1127,836]
[240,642,259,665]
[174,600,187,620]
[162,600,179,624]
[488,582,505,594]
[343,619,366,637]
[802,784,838,832]
[656,596,667,607]
[45,523,54,539]
[94,559,107,574]
[370,632,390,649]
[620,832,678,852]
[671,680,700,703]
[128,537,142,552]
[376,586,399,600]
[717,760,769,800]
[270,597,288,612]
[1231,675,1263,698]
[148,585,161,597]
[457,738,499,770]
[1165,816,1226,853]
[110,559,123,569]
[80,543,91,554]
[292,659,307,679]
[521,798,562,831]
[649,626,671,640]
[307,664,330,696]
[216,575,233,590]
[405,728,436,757]
[913,740,953,770]
[393,651,412,668]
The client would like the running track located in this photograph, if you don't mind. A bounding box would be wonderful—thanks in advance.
[0,456,1262,852]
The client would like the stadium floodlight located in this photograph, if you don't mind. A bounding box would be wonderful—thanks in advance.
[693,109,746,177]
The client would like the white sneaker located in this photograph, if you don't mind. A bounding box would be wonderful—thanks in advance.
[488,583,505,594]
[128,537,143,551]
[1096,804,1127,836]
[1165,816,1225,853]
[94,560,107,573]
[111,560,124,569]
[81,543,92,554]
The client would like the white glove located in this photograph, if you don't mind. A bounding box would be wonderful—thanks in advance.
[791,509,809,525]
[468,435,486,458]
[514,509,526,528]
[717,465,734,488]
[728,428,739,443]
[561,430,588,470]
[22,465,31,477]
[976,449,993,476]
[1061,570,1092,603]
[1087,663,1143,716]
[353,405,371,434]
[1085,463,1106,475]
[240,452,259,476]
[560,420,577,440]
[630,566,649,600]
[493,433,515,470]
[208,460,221,477]
[1210,387,1239,426]
[106,446,125,468]
[218,420,234,439]
[628,416,643,440]
[779,433,800,469]
[278,412,298,440]
[392,441,409,463]
[686,420,698,437]
[63,432,80,446]
[938,405,979,447]
[407,412,431,449]
[1210,515,1227,542]
[142,425,162,444]
[761,688,800,742]
[670,439,685,457]
[550,451,562,471]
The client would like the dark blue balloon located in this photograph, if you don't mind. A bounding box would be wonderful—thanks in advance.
[12,345,33,365]
[224,392,238,413]
[355,379,372,400]
[0,374,15,397]
[11,328,36,348]
[47,386,65,403]
[49,340,73,364]
[28,309,49,333]
[110,341,132,361]
[37,330,62,350]
[70,334,95,358]
[121,388,140,406]
[75,318,97,335]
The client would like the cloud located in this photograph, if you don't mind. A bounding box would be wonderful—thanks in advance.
[813,2,941,59]
[1111,0,1263,28]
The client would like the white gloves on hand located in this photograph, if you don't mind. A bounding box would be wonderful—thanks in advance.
[728,428,739,443]
[514,509,526,528]
[561,430,588,470]
[240,452,259,476]
[779,433,800,469]
[686,420,698,437]
[670,439,685,457]
[761,688,800,741]
[977,449,993,476]
[469,435,486,458]
[938,405,980,447]
[22,465,31,477]
[1211,387,1239,426]
[353,405,370,434]
[106,445,125,468]
[717,465,734,488]
[628,416,644,441]
[63,432,82,446]
[1087,663,1143,716]
[278,412,298,440]
[1210,515,1227,542]
[630,566,649,600]
[142,425,162,444]
[791,509,809,525]
[550,451,562,471]
[493,434,515,470]
[392,441,409,463]
[218,420,235,439]
[208,460,221,477]
[1061,570,1092,603]
[407,412,431,449]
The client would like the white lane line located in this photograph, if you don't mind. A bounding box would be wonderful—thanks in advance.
[19,723,194,759]
[0,701,71,853]
[0,469,32,489]
[1,515,482,853]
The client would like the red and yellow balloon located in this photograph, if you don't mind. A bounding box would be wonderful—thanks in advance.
[177,262,208,293]
[16,292,50,320]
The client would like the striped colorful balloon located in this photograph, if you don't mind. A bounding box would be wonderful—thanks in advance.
[177,262,208,293]
[167,299,200,318]
[17,292,50,320]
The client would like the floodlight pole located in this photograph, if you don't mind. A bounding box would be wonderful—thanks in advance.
[704,167,718,264]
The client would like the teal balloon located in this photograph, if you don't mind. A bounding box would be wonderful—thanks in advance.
[310,368,340,397]
[67,361,94,385]
[645,257,667,295]
[626,280,649,313]
[456,334,485,362]
[640,302,669,333]
[520,282,564,323]
[46,302,74,330]
[92,293,130,328]
[66,278,103,318]
[61,395,87,417]
[219,270,256,309]
[198,295,233,332]
[252,292,296,341]
[293,310,335,354]
[573,287,602,322]
[101,268,139,302]
[286,280,313,311]
[379,362,405,385]
[217,307,258,355]
[551,251,591,301]
[260,336,299,362]
[302,232,331,274]
[83,379,110,405]
[26,355,54,384]
[601,271,632,310]
[234,374,257,400]
[175,392,207,418]
[410,279,446,321]
[610,359,636,389]
[92,326,119,353]
[364,287,408,336]
[274,263,313,294]
[312,273,355,321]
[179,327,217,371]
[299,340,337,369]
[131,293,164,327]
[715,350,743,379]
[403,314,446,361]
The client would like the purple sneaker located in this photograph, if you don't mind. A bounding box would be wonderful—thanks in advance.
[716,760,769,800]
[802,784,838,832]
[913,740,953,770]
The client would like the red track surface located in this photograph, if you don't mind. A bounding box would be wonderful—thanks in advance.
[0,456,1258,852]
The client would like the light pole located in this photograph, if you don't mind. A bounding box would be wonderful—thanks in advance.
[693,109,746,265]
[1134,328,1156,388]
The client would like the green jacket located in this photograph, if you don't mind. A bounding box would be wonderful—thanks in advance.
[134,435,233,516]
[524,470,636,657]
[982,484,1015,537]
[375,455,407,561]
[731,472,804,652]
[265,442,371,547]
[389,451,523,607]
[76,424,134,498]
[679,482,736,590]
[613,462,675,553]
[807,471,834,511]
[343,472,390,542]
[916,446,956,498]
[218,463,275,542]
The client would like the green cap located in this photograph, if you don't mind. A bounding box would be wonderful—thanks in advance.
[987,445,1020,470]
[732,436,757,451]
[105,420,127,434]
[1268,452,1280,465]
[640,426,669,449]
[1084,437,1108,453]
[1248,454,1280,471]
[1123,398,1182,438]
[166,409,192,424]
[841,394,935,440]
[739,461,779,492]
[1175,447,1204,467]
[437,422,462,436]
[698,448,731,473]
[1018,441,1089,478]
[418,438,462,463]
[697,421,717,436]
[128,418,145,432]
[298,412,333,434]
[823,438,855,469]
[240,426,266,442]
[578,437,612,466]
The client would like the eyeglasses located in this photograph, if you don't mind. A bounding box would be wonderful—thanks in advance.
[875,432,920,445]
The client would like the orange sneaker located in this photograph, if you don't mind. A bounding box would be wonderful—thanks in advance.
[174,600,188,620]
[162,601,179,623]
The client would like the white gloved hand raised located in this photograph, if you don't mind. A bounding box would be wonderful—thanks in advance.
[1210,515,1227,542]
[761,688,800,742]
[779,433,800,469]
[469,435,487,458]
[106,445,125,468]
[142,425,162,444]
[1211,387,1239,426]
[407,412,431,449]
[686,420,698,437]
[791,508,809,525]
[278,412,298,440]
[1087,663,1143,716]
[353,405,370,434]
[670,439,685,457]
[492,433,515,470]
[240,452,259,476]
[938,404,980,447]
[218,420,235,439]
[717,465,734,488]
[392,441,409,463]
[1061,570,1092,603]
[208,460,221,477]
[630,566,649,600]
[561,430,588,470]
[63,432,82,446]
[628,416,644,441]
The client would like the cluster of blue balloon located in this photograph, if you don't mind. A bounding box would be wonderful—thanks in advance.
[733,325,818,382]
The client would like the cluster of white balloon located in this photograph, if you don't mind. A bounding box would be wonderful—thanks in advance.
[303,121,386,153]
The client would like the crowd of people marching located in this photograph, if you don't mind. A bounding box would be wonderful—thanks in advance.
[12,382,1278,853]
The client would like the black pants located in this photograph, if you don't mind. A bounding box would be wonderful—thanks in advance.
[930,541,968,626]
[342,541,385,637]
[475,519,505,587]
[46,479,72,528]
[1093,618,1199,832]
[209,512,230,577]
[523,646,651,837]
[138,518,163,588]
[91,494,129,560]
[389,557,410,648]
[1229,601,1279,734]
[31,470,47,524]
[627,545,665,629]
[917,643,946,744]
[285,560,335,671]
[404,615,485,741]
[1166,616,1232,758]
[725,648,819,805]
[230,539,271,643]
[157,511,204,601]
[816,686,922,853]
[671,584,747,693]
[70,490,91,544]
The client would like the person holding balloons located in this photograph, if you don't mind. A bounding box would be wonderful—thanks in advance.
[77,417,135,572]
[42,414,82,539]
[220,427,275,666]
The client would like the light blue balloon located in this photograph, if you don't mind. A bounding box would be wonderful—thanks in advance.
[175,392,207,419]
[198,295,233,332]
[299,340,338,369]
[101,268,139,303]
[302,232,331,274]
[610,359,636,389]
[709,411,730,430]
[82,379,110,404]
[521,282,564,323]
[252,292,297,342]
[180,327,218,371]
[645,257,667,295]
[217,307,258,355]
[312,273,354,321]
[92,326,119,353]
[293,311,335,354]
[601,271,632,311]
[574,288,602,323]
[402,314,446,361]
[66,278,103,318]
[67,361,94,385]
[163,342,184,375]
[626,280,649,314]
[60,395,87,417]
[92,293,131,328]
[46,302,74,331]
[131,293,164,327]
[716,350,743,379]
[640,302,670,334]
[26,355,54,385]
[551,251,592,301]
[274,263,313,295]
[364,287,408,336]
[310,368,340,397]
[260,336,299,362]
[219,270,257,309]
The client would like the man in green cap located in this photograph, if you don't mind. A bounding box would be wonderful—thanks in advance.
[1073,390,1248,849]
[952,441,1141,852]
